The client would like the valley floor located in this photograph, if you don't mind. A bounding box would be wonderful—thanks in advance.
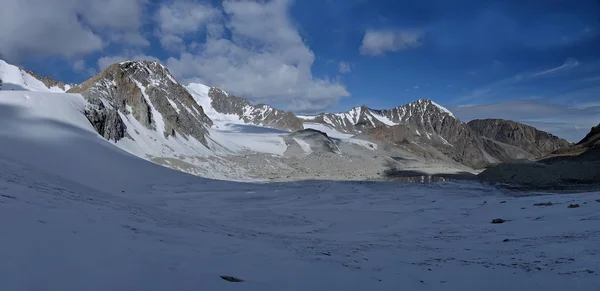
[1,153,599,291]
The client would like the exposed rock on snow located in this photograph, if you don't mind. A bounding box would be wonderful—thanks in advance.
[68,60,213,145]
[207,87,304,131]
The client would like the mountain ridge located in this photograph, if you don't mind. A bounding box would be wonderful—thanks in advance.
[3,57,583,176]
[467,118,572,157]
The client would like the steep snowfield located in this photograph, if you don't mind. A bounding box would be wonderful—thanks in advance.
[1,90,600,290]
[0,59,65,92]
[186,83,244,124]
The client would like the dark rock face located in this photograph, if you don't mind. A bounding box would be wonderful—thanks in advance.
[84,98,126,142]
[287,129,340,154]
[577,123,600,148]
[467,119,571,157]
[363,125,414,145]
[208,88,304,132]
[68,61,213,145]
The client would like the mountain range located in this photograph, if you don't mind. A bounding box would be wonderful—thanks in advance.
[0,58,587,182]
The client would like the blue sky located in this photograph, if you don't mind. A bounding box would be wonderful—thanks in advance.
[1,0,599,141]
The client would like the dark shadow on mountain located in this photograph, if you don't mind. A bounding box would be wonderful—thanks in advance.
[1,82,29,91]
[382,159,477,183]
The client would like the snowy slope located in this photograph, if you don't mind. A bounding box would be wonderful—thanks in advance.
[0,59,65,92]
[303,123,355,139]
[2,89,600,290]
[186,83,245,124]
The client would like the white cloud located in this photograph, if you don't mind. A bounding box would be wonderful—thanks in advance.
[166,0,350,112]
[0,0,147,62]
[459,58,581,102]
[155,1,221,51]
[338,61,351,74]
[359,29,423,56]
[98,54,159,70]
[531,57,579,77]
[73,60,86,72]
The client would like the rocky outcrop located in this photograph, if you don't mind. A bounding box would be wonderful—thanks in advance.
[467,119,571,157]
[68,60,213,145]
[577,123,600,148]
[287,129,340,154]
[84,97,126,142]
[25,70,69,91]
[208,88,303,131]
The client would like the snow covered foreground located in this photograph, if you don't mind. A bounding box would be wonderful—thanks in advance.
[1,92,600,291]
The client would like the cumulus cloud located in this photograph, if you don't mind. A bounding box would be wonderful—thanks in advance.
[359,29,423,56]
[154,1,221,51]
[72,60,87,72]
[0,0,147,62]
[166,0,350,112]
[450,100,600,142]
[339,61,351,74]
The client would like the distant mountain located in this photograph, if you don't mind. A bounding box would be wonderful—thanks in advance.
[0,59,67,92]
[479,121,600,188]
[301,99,495,168]
[206,86,303,131]
[25,69,71,91]
[68,60,213,145]
[467,119,571,157]
[299,99,457,133]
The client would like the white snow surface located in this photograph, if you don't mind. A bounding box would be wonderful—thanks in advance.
[186,83,244,124]
[430,100,456,118]
[0,59,65,92]
[370,110,398,126]
[1,90,600,291]
[293,138,313,154]
[296,115,317,121]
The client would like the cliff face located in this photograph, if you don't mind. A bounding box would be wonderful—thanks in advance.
[68,61,213,145]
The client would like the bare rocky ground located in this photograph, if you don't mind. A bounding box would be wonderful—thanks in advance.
[151,137,478,183]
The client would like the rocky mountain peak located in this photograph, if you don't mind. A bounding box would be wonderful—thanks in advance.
[206,87,303,131]
[467,119,571,157]
[68,60,213,144]
[25,70,69,91]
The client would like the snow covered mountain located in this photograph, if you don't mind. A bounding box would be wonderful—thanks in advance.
[1,57,579,177]
[0,59,69,92]
[299,99,498,168]
[300,99,457,134]
[68,60,213,144]
[186,83,304,132]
